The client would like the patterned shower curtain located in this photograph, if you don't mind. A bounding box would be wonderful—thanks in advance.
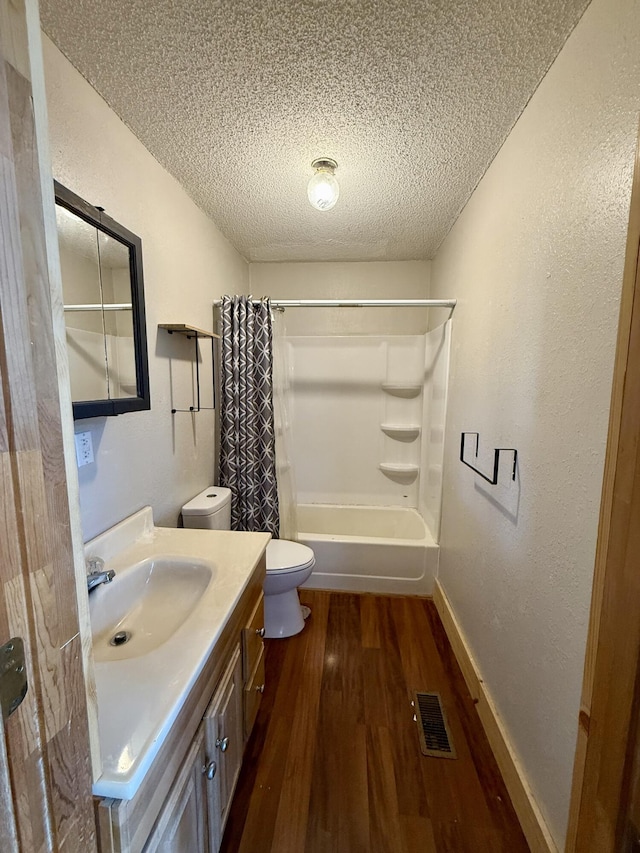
[219,295,280,535]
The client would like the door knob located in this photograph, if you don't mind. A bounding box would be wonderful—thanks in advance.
[216,736,229,752]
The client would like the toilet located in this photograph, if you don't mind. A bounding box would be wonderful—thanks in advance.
[181,487,315,638]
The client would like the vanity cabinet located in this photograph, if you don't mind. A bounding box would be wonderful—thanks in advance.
[204,646,244,850]
[142,728,208,853]
[95,559,266,853]
[145,645,245,853]
[243,595,266,739]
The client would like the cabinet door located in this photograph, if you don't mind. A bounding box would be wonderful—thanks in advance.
[242,593,265,683]
[244,644,265,741]
[143,727,208,853]
[204,646,243,850]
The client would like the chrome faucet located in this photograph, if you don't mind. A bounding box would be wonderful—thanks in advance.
[86,556,115,593]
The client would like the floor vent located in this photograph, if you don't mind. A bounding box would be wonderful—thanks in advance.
[413,691,457,759]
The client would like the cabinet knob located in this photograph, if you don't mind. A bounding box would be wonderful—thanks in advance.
[255,683,265,694]
[256,627,265,638]
[216,736,229,752]
[203,760,217,780]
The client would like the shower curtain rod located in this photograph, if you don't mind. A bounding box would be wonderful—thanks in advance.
[214,298,456,311]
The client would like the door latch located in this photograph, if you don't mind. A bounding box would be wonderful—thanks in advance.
[0,638,27,721]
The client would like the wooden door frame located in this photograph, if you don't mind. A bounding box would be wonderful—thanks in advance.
[566,129,640,851]
[0,0,98,849]
[23,0,102,775]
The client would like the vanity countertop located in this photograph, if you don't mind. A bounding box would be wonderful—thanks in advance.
[85,507,270,800]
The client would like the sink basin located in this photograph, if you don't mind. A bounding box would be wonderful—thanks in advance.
[83,507,271,799]
[90,556,214,661]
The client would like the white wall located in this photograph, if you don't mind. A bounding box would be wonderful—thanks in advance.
[250,260,433,335]
[43,36,249,541]
[429,0,640,845]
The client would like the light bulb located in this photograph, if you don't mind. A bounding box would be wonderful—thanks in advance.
[307,158,339,211]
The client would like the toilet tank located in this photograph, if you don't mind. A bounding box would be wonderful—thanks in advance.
[182,486,232,530]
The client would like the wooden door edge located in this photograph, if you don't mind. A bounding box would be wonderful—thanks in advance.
[22,0,102,779]
[565,124,640,851]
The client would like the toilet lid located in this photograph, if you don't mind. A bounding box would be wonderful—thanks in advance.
[266,539,315,574]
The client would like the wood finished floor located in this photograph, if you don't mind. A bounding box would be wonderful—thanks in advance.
[221,590,530,853]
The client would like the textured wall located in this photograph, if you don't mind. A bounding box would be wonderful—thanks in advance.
[43,36,249,541]
[249,261,433,335]
[429,0,640,845]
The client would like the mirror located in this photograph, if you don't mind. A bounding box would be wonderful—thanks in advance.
[54,181,150,419]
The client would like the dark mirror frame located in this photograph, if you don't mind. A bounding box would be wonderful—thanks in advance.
[54,180,151,419]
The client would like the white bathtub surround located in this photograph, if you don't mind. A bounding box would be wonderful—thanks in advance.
[285,330,451,593]
[290,335,427,508]
[419,321,452,540]
[84,507,269,799]
[250,261,448,595]
[429,0,640,846]
[299,504,438,595]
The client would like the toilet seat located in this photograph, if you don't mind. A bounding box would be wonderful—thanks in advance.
[266,539,315,574]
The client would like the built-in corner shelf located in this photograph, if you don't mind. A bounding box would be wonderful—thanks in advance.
[381,382,422,398]
[158,323,219,413]
[379,463,419,481]
[380,423,421,441]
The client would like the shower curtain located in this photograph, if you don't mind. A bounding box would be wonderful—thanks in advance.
[219,295,279,535]
[271,308,298,540]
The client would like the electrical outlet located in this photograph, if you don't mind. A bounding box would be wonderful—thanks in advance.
[75,431,94,467]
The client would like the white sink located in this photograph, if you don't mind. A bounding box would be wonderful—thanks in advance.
[90,556,214,661]
[84,507,270,800]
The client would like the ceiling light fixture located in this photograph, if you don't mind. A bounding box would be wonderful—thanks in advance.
[307,158,339,211]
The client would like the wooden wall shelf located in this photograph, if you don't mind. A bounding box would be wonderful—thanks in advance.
[158,323,220,340]
[159,324,218,413]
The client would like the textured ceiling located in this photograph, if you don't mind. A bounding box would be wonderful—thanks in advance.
[40,0,590,262]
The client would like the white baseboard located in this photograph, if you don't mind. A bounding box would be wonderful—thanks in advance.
[433,580,559,853]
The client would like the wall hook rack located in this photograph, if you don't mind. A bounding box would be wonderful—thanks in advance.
[460,432,518,485]
[158,324,219,413]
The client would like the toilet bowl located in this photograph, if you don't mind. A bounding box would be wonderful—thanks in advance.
[181,486,315,639]
[263,539,315,638]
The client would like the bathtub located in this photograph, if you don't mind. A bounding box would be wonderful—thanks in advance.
[297,504,439,596]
